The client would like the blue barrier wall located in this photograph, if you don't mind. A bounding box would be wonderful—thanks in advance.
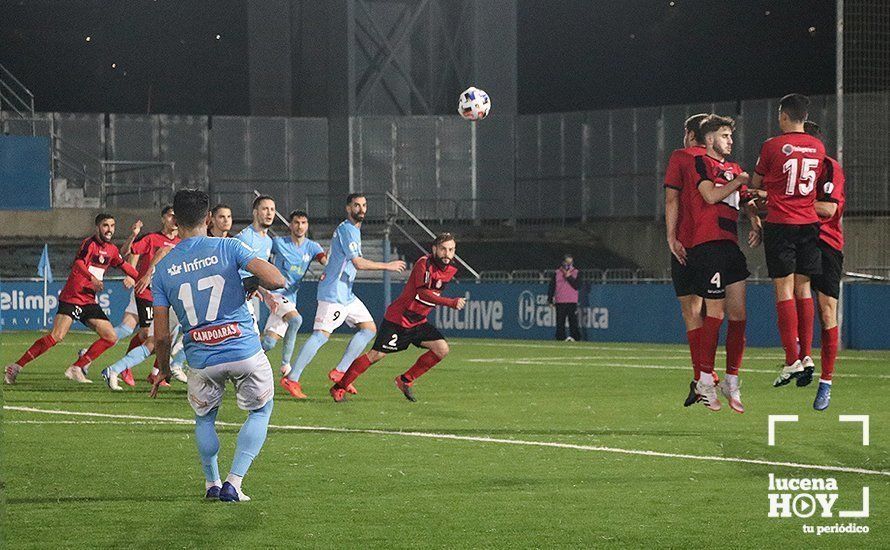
[1,279,887,349]
[0,135,51,210]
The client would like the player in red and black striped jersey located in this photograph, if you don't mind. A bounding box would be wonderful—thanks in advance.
[750,94,828,388]
[4,213,139,385]
[805,121,846,410]
[330,233,467,402]
[684,114,761,413]
[664,113,710,404]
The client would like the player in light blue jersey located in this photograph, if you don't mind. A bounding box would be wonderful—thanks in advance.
[151,189,286,503]
[259,210,327,386]
[236,196,276,328]
[281,193,405,399]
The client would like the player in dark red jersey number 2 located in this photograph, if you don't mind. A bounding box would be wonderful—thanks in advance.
[328,233,467,402]
[750,94,827,388]
[5,214,140,384]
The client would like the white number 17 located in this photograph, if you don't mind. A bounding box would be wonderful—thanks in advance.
[178,275,226,325]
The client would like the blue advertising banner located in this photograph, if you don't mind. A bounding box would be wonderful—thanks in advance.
[0,135,51,210]
[1,279,888,350]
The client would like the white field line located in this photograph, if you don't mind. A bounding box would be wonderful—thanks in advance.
[1,339,885,362]
[465,358,890,379]
[5,405,889,477]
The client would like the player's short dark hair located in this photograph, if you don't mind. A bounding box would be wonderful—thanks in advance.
[433,232,455,246]
[684,113,709,143]
[289,210,309,221]
[211,203,231,215]
[804,121,825,140]
[94,213,114,225]
[160,204,174,216]
[173,189,210,228]
[699,114,735,136]
[252,195,275,210]
[346,193,365,205]
[779,93,810,122]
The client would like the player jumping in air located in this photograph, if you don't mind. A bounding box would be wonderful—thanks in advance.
[150,189,286,502]
[5,214,140,384]
[804,121,845,410]
[750,94,827,388]
[259,210,327,391]
[330,233,466,402]
[280,193,405,399]
[686,115,761,412]
[100,206,181,389]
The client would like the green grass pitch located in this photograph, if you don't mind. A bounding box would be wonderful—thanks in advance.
[1,331,888,548]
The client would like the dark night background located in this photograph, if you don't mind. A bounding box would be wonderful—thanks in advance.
[0,0,836,115]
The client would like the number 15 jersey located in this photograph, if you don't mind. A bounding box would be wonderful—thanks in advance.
[754,132,825,225]
[153,237,261,369]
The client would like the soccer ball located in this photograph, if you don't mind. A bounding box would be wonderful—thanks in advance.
[458,86,491,121]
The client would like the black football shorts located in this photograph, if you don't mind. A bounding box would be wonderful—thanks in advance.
[57,301,109,326]
[135,297,154,328]
[372,319,445,354]
[811,241,844,299]
[670,254,697,297]
[686,240,750,299]
[763,222,822,279]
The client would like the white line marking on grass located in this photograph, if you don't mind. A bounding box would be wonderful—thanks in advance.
[5,405,889,477]
[466,359,890,379]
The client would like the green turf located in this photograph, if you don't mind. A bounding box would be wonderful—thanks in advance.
[2,331,888,548]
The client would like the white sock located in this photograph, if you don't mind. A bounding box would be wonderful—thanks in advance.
[819,378,833,385]
[151,367,160,376]
[206,479,222,490]
[226,473,243,492]
[725,373,739,385]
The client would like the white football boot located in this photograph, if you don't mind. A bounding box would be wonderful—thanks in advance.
[5,363,22,384]
[719,375,744,413]
[773,359,804,387]
[170,365,188,383]
[695,376,722,411]
[64,365,93,384]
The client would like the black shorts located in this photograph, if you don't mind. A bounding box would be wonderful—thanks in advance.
[670,254,697,297]
[57,301,109,326]
[763,222,822,279]
[812,241,844,299]
[686,240,750,299]
[135,297,154,328]
[372,319,445,353]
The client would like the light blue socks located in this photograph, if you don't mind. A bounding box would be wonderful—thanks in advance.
[261,334,278,352]
[230,400,274,477]
[280,314,303,367]
[287,331,329,381]
[113,323,134,341]
[195,408,221,483]
[335,329,376,373]
[110,344,151,374]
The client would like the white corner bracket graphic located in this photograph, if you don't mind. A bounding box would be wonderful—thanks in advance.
[839,415,870,446]
[768,415,799,446]
[839,486,870,518]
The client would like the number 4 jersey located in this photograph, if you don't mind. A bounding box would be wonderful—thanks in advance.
[754,132,826,225]
[152,237,261,369]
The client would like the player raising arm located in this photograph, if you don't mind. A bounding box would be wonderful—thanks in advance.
[749,94,826,388]
[331,233,466,402]
[5,214,139,384]
[150,189,285,503]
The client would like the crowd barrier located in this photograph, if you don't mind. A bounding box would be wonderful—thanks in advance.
[0,280,887,350]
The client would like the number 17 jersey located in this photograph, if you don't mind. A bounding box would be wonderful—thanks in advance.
[152,237,261,369]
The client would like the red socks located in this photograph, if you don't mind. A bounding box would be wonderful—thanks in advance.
[73,337,116,368]
[402,351,442,383]
[16,334,58,367]
[796,297,815,360]
[339,354,372,389]
[821,326,839,381]
[725,320,746,376]
[686,328,701,381]
[776,299,799,365]
[698,316,723,376]
[126,332,144,353]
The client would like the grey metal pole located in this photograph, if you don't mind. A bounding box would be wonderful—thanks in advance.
[836,0,844,164]
[383,223,392,307]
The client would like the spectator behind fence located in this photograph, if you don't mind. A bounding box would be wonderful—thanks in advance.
[548,254,582,341]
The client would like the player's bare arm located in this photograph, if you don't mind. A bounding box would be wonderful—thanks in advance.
[665,188,686,264]
[135,244,173,294]
[746,202,763,248]
[352,256,406,272]
[698,173,747,205]
[246,258,287,290]
[149,306,171,397]
[749,172,764,189]
[120,219,143,258]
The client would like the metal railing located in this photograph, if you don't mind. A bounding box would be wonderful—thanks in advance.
[0,63,35,135]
